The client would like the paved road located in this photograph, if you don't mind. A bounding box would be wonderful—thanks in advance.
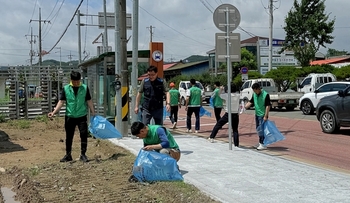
[162,107,350,173]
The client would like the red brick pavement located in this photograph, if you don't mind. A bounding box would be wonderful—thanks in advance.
[163,107,350,173]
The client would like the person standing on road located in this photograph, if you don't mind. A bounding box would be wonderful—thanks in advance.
[185,79,202,133]
[244,83,271,150]
[134,66,170,125]
[208,84,240,146]
[211,81,223,122]
[48,71,95,162]
[168,82,181,129]
[130,121,181,162]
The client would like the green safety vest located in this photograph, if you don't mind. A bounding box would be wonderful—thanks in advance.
[188,86,201,106]
[253,89,267,117]
[213,88,223,107]
[169,89,180,106]
[144,125,179,149]
[64,84,88,118]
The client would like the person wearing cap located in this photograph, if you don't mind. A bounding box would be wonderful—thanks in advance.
[168,82,181,129]
[48,71,95,163]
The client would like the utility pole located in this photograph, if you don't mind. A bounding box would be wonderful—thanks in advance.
[25,27,38,66]
[131,0,139,124]
[30,7,50,66]
[147,25,154,42]
[67,51,74,66]
[103,0,109,53]
[268,0,274,72]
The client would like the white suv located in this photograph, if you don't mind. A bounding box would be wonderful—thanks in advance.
[178,81,205,106]
[299,81,350,115]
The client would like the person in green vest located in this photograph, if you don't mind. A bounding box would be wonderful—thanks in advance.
[185,79,202,133]
[130,121,181,162]
[211,81,223,122]
[48,71,95,162]
[168,82,181,129]
[245,83,271,150]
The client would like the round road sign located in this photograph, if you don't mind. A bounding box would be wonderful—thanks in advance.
[241,67,248,74]
[213,4,241,32]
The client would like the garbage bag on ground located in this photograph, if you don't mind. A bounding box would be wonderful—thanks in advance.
[132,149,183,182]
[199,106,211,117]
[263,120,286,146]
[89,115,122,139]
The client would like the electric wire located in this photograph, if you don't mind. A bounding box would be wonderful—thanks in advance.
[137,3,212,47]
[46,0,85,54]
[27,0,38,35]
[83,0,89,60]
[42,0,65,40]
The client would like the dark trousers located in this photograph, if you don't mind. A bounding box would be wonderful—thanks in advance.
[186,107,200,130]
[255,115,265,144]
[142,107,163,125]
[64,116,88,155]
[169,105,179,124]
[209,113,239,146]
[214,107,222,122]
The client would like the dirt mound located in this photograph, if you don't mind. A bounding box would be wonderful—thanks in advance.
[0,119,219,203]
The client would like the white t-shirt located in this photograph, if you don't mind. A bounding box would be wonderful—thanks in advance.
[220,91,240,113]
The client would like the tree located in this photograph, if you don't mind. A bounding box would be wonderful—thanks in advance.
[232,48,257,77]
[264,67,300,91]
[282,0,335,67]
[326,48,348,58]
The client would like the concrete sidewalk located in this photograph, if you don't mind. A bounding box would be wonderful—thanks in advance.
[109,134,350,203]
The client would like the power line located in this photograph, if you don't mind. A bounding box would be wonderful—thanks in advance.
[138,3,212,47]
[47,0,85,54]
[43,0,66,40]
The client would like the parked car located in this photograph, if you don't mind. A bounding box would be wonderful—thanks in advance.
[178,81,205,106]
[316,86,350,133]
[298,73,336,93]
[299,82,350,115]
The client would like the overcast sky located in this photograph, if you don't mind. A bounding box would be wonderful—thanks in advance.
[0,0,349,66]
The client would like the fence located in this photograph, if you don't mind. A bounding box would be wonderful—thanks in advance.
[0,66,76,119]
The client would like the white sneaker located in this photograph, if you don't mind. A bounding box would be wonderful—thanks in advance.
[186,129,191,133]
[195,130,198,133]
[172,122,177,129]
[207,138,214,143]
[257,143,267,150]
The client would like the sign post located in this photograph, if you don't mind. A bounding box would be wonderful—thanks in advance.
[213,4,241,150]
[241,67,248,82]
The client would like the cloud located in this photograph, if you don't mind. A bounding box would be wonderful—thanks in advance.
[0,0,349,66]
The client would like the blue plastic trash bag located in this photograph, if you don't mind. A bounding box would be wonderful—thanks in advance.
[209,97,214,108]
[132,149,183,182]
[199,106,211,117]
[163,106,170,120]
[89,115,122,139]
[263,120,286,146]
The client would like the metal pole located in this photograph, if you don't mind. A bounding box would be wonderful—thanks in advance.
[131,0,139,123]
[225,6,233,150]
[39,8,42,66]
[256,37,261,74]
[77,10,82,64]
[58,47,61,116]
[114,0,122,132]
[268,0,273,72]
[120,0,129,136]
[103,0,109,53]
[30,27,33,66]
